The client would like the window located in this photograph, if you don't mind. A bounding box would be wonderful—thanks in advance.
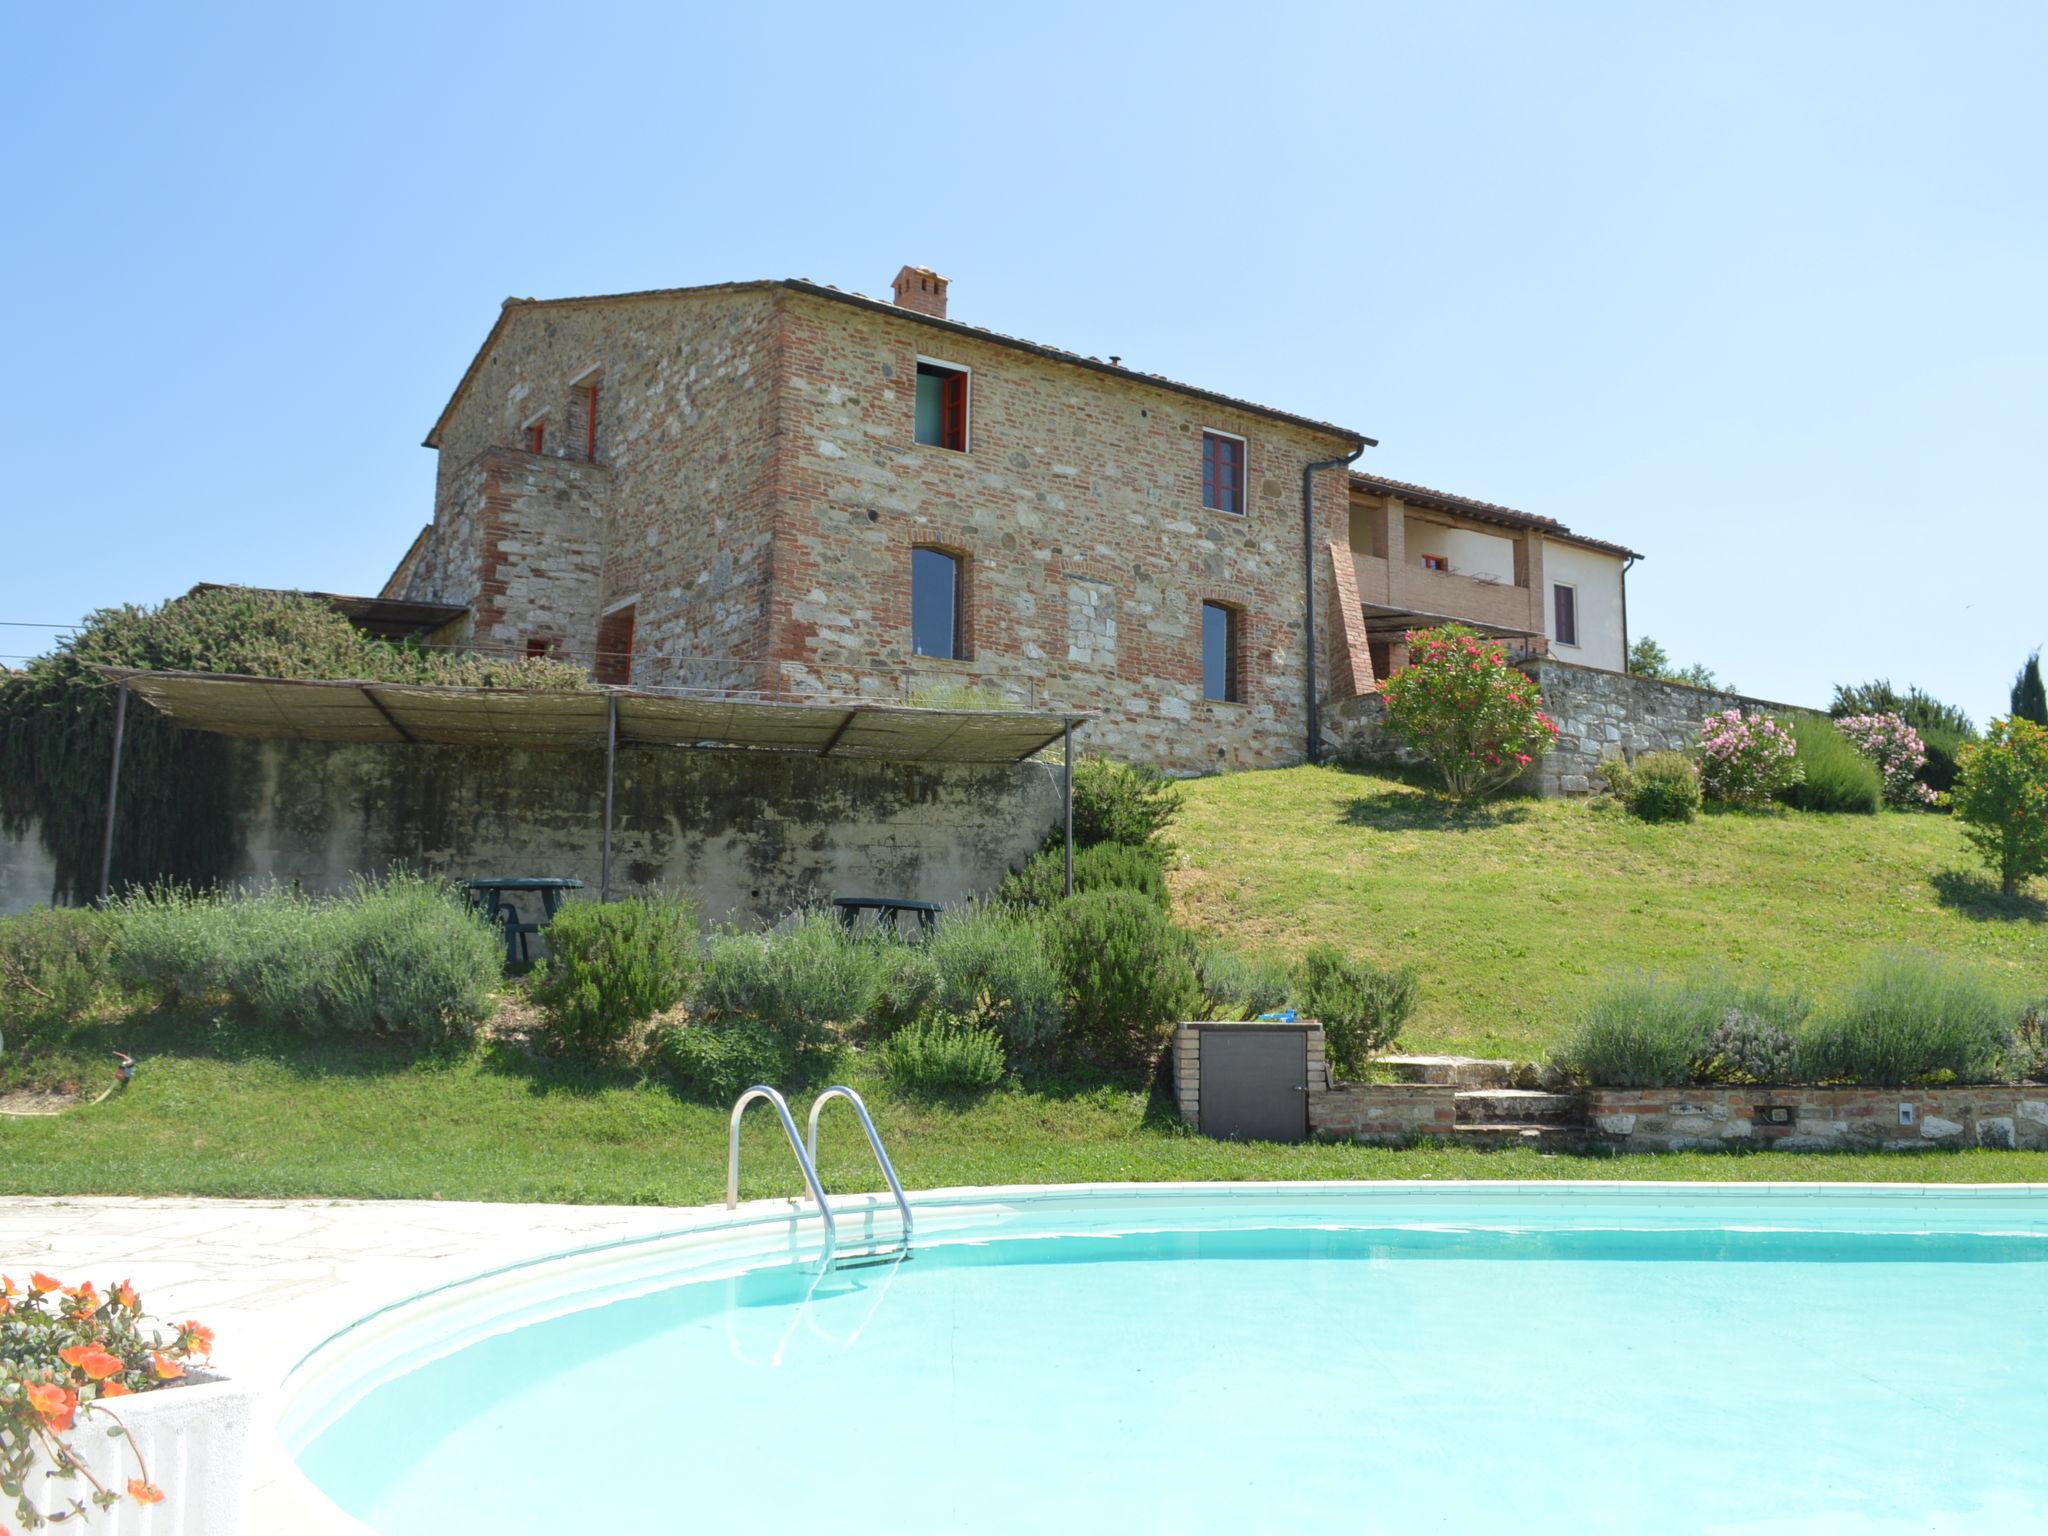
[1202,601,1240,703]
[1553,583,1579,647]
[525,417,546,453]
[1420,553,1448,572]
[524,638,557,659]
[914,360,969,451]
[595,602,636,685]
[912,548,963,659]
[1202,431,1245,514]
[579,382,600,461]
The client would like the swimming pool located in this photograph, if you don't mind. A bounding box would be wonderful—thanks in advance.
[283,1183,2048,1533]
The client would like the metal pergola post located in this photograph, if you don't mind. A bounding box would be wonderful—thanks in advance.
[601,692,618,903]
[1062,721,1075,898]
[96,679,130,905]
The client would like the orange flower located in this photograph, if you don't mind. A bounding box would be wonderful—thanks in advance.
[59,1343,126,1381]
[149,1350,184,1381]
[61,1280,102,1314]
[115,1280,140,1311]
[25,1381,78,1431]
[100,1379,133,1398]
[29,1273,60,1294]
[2,1275,19,1297]
[127,1481,165,1506]
[178,1321,215,1360]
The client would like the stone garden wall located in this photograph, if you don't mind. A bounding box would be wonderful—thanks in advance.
[1587,1086,2048,1152]
[1309,1082,1458,1141]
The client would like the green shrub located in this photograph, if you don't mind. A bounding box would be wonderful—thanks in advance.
[868,943,942,1038]
[1556,973,1732,1087]
[528,895,699,1059]
[0,906,114,1052]
[925,904,1064,1056]
[109,875,502,1048]
[1779,715,1882,814]
[1796,952,2011,1085]
[1918,724,1967,796]
[1618,751,1702,823]
[695,911,881,1056]
[2008,999,2048,1083]
[655,1018,797,1104]
[1195,943,1294,1021]
[1001,842,1168,911]
[1294,944,1417,1079]
[1065,758,1184,850]
[877,1013,1007,1095]
[1953,719,2048,896]
[1692,995,1810,1084]
[1042,889,1197,1064]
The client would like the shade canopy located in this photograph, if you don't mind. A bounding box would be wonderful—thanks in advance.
[100,670,1087,764]
[1358,603,1541,644]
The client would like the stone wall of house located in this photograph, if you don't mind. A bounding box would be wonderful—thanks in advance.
[0,738,1058,925]
[1335,657,1810,796]
[762,291,1359,772]
[1587,1086,2048,1151]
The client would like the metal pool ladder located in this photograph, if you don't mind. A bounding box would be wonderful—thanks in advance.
[727,1084,913,1269]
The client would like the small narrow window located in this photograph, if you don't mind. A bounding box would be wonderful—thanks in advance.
[580,382,600,461]
[914,361,968,450]
[1202,431,1245,514]
[1420,553,1449,572]
[524,638,555,659]
[526,418,546,454]
[1202,602,1240,703]
[1553,583,1579,647]
[912,547,963,659]
[595,603,636,685]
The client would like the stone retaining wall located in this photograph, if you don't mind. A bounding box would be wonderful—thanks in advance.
[1309,1082,1458,1141]
[1588,1086,2048,1152]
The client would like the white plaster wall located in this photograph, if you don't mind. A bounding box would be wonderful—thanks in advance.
[1542,542,1627,671]
[1402,517,1517,585]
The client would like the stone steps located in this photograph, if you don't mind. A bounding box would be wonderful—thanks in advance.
[1449,1123,1592,1149]
[1454,1089,1582,1125]
[1378,1055,1524,1090]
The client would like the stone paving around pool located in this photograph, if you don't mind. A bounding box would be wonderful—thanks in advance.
[2,1196,694,1531]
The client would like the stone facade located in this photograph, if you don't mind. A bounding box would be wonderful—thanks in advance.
[1587,1086,2048,1152]
[1308,1081,1459,1141]
[385,278,1366,772]
[0,737,1058,924]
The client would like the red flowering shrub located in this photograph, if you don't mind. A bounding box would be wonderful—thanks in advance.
[1379,625,1560,800]
[1,1274,212,1528]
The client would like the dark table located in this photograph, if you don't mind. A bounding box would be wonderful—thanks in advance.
[833,895,943,936]
[458,877,585,964]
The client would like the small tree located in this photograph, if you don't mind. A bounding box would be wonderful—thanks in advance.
[2012,651,2048,728]
[1953,718,2048,896]
[1379,625,1560,800]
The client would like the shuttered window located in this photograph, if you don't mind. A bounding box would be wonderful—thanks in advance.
[1553,583,1579,647]
[1202,432,1245,514]
[915,362,969,451]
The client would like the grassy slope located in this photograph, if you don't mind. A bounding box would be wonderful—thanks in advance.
[1172,765,2046,1059]
[6,1031,2048,1202]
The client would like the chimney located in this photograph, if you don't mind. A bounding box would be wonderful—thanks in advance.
[891,264,950,320]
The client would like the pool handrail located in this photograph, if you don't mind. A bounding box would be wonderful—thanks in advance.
[806,1084,915,1252]
[727,1085,838,1270]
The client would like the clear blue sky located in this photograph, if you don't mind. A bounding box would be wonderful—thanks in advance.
[5,1,2042,724]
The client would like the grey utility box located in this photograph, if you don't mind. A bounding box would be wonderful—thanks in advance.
[1170,1021,1328,1143]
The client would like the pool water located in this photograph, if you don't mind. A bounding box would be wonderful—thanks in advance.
[291,1188,2048,1534]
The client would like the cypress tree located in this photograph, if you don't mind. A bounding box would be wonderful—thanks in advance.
[2013,650,2048,727]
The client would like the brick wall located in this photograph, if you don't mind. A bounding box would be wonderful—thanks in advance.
[1588,1086,2048,1151]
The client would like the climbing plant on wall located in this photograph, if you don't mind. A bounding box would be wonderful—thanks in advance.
[0,587,589,903]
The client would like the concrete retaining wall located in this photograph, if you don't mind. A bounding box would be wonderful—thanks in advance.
[1,737,1060,925]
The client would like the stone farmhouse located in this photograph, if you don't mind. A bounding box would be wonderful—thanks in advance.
[381,265,1642,775]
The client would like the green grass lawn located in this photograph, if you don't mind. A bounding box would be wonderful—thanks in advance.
[1172,765,2047,1059]
[7,1024,2048,1202]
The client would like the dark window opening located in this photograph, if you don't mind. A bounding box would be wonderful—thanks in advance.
[1202,601,1240,703]
[1202,432,1245,514]
[579,382,600,461]
[915,362,968,451]
[525,638,557,659]
[526,419,545,454]
[912,548,963,659]
[1553,583,1579,647]
[595,604,636,685]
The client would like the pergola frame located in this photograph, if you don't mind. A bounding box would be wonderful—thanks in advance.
[94,670,1089,907]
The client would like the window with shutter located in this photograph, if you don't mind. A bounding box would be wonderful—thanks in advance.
[1202,431,1246,514]
[1553,583,1579,648]
[915,360,969,451]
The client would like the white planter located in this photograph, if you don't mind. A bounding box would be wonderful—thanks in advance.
[23,1373,253,1536]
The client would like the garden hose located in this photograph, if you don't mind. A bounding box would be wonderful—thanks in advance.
[0,1050,134,1117]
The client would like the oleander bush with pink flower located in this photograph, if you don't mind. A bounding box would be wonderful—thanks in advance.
[1693,709,1803,807]
[1837,712,1941,808]
[1379,625,1561,801]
